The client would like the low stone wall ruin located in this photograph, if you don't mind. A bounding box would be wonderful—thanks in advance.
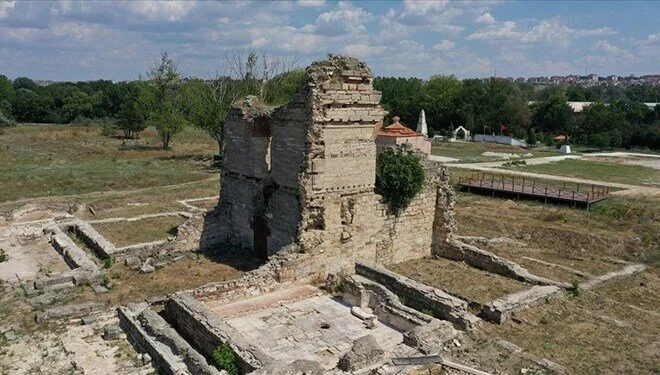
[46,225,99,272]
[343,274,462,355]
[118,302,224,375]
[354,262,480,330]
[162,294,272,374]
[434,240,571,289]
[481,286,562,324]
[69,221,116,259]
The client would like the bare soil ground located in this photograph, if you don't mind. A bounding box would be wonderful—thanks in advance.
[389,257,530,305]
[0,237,70,282]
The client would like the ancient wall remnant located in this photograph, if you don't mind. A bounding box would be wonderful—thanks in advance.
[212,55,456,274]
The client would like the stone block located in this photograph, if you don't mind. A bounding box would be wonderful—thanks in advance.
[337,335,385,372]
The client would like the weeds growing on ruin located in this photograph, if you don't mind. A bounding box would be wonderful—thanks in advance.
[213,343,239,375]
[103,258,113,269]
[571,280,581,297]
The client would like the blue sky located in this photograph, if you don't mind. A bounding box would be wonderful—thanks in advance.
[1,0,658,81]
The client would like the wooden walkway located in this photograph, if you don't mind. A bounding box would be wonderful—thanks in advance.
[458,172,610,208]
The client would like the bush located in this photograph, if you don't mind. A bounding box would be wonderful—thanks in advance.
[213,343,239,375]
[0,249,8,263]
[571,280,580,297]
[375,145,425,213]
[100,123,118,137]
[103,258,113,269]
[503,159,527,167]
[0,110,16,135]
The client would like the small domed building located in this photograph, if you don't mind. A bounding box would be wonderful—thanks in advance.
[375,116,431,156]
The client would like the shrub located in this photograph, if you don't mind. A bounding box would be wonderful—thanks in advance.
[571,280,580,297]
[213,343,239,375]
[0,249,8,263]
[100,123,118,137]
[503,159,527,167]
[375,145,425,214]
[103,258,113,269]
[0,110,15,135]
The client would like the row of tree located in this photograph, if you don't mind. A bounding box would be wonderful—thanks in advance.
[374,76,660,150]
[0,51,304,149]
[2,58,659,150]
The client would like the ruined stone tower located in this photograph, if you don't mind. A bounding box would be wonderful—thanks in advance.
[215,55,454,273]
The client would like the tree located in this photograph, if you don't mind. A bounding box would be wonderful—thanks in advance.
[115,82,150,138]
[182,50,302,153]
[375,146,425,213]
[62,90,101,122]
[374,77,424,127]
[11,88,54,123]
[145,52,188,149]
[181,78,233,153]
[0,75,14,103]
[224,49,299,101]
[421,75,460,133]
[13,77,39,92]
[532,95,572,134]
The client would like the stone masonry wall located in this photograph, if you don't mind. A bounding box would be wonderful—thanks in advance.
[205,55,455,276]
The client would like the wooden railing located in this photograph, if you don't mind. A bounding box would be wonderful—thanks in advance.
[458,172,610,202]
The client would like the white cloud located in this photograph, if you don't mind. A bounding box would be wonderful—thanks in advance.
[636,33,660,45]
[343,43,387,58]
[476,12,495,24]
[126,1,195,22]
[305,1,372,36]
[433,24,464,35]
[433,39,455,51]
[0,1,15,19]
[590,40,637,62]
[468,19,617,47]
[297,0,326,7]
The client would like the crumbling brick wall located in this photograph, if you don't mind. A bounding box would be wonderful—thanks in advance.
[209,55,455,275]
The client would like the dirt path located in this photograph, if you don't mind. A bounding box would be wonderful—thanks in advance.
[451,155,581,168]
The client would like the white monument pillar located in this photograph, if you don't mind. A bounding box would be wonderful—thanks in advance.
[416,109,428,137]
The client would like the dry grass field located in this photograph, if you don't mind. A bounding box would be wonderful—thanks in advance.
[0,124,218,203]
[1,124,658,374]
[92,215,187,247]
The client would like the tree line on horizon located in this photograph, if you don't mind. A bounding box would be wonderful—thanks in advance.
[1,57,659,150]
[0,51,304,149]
[375,76,660,150]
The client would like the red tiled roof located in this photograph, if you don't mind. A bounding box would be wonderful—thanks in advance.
[376,116,423,138]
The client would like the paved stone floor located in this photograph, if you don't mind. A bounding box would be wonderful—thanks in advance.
[225,294,404,369]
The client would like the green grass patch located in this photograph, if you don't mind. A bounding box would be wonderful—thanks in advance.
[0,124,218,202]
[511,159,660,187]
[93,215,187,247]
[431,141,555,162]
